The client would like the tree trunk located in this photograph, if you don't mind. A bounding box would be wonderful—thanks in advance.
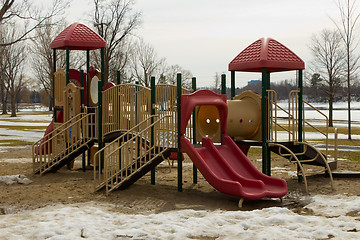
[10,86,16,117]
[329,94,334,127]
[1,82,7,115]
[48,95,53,111]
[347,51,351,140]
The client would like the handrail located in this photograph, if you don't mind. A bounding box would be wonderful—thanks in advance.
[94,114,174,194]
[32,112,84,148]
[268,142,309,192]
[267,89,330,160]
[303,100,329,156]
[32,112,96,175]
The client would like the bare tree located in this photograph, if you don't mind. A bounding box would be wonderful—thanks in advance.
[160,64,192,88]
[31,20,68,111]
[0,0,68,46]
[331,0,360,138]
[93,0,141,83]
[310,29,345,127]
[1,27,26,116]
[212,72,221,94]
[108,39,133,83]
[130,39,165,87]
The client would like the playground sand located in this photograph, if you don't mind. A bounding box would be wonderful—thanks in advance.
[1,144,360,214]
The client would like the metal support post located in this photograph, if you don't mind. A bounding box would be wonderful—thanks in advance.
[177,73,183,192]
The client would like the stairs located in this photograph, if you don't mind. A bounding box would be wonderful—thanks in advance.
[34,139,95,175]
[32,113,97,175]
[269,141,337,171]
[94,114,175,194]
[97,148,172,192]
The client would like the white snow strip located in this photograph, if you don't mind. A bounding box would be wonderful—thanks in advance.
[0,196,360,240]
[271,167,298,177]
[0,121,49,127]
[0,129,44,142]
[0,158,32,163]
[0,113,52,123]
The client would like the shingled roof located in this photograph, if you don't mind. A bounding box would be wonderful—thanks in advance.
[228,37,304,73]
[51,22,106,50]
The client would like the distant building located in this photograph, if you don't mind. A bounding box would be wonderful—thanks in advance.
[248,80,261,85]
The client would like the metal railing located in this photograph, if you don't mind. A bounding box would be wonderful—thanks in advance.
[102,84,151,137]
[32,112,97,175]
[94,114,175,194]
[268,90,329,155]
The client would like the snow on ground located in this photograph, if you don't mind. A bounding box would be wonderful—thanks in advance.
[0,175,32,185]
[0,195,359,240]
[0,112,52,123]
[0,129,45,143]
[0,158,32,163]
[0,112,52,143]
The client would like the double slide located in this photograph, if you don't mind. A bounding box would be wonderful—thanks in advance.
[181,135,287,200]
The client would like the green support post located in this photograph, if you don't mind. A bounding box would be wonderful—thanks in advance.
[192,77,197,184]
[177,73,183,192]
[221,73,226,95]
[66,46,70,170]
[150,76,156,185]
[80,70,86,172]
[117,70,122,171]
[99,47,105,172]
[52,49,56,121]
[261,67,269,175]
[86,50,90,107]
[86,50,90,167]
[117,70,121,85]
[298,69,303,143]
[231,71,235,99]
[266,71,271,175]
[298,69,304,183]
[66,47,70,85]
[221,73,226,143]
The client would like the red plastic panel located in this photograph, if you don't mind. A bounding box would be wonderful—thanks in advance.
[228,37,305,72]
[51,22,106,50]
[180,90,227,135]
[35,121,54,155]
[69,69,88,105]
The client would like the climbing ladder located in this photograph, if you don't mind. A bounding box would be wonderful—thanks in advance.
[32,112,97,175]
[94,114,175,194]
[267,90,334,190]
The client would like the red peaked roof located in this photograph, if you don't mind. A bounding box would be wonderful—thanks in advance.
[51,22,106,50]
[228,37,304,73]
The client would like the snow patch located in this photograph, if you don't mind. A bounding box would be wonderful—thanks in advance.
[0,197,360,239]
[0,175,32,185]
[305,195,360,217]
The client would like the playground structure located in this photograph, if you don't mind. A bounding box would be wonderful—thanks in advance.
[32,23,336,205]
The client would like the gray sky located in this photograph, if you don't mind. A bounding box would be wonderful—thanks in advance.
[67,0,343,87]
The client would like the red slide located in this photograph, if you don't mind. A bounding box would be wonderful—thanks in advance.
[181,135,287,200]
[35,120,54,155]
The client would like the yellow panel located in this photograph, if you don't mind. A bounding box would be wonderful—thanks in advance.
[195,105,221,143]
[227,91,262,141]
[54,69,66,107]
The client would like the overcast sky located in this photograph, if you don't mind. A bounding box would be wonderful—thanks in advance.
[66,0,344,87]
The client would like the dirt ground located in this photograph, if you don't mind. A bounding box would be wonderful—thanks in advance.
[1,145,360,215]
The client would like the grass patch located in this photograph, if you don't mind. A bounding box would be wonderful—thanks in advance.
[247,146,262,155]
[0,125,46,131]
[276,124,360,135]
[0,119,51,123]
[327,150,360,163]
